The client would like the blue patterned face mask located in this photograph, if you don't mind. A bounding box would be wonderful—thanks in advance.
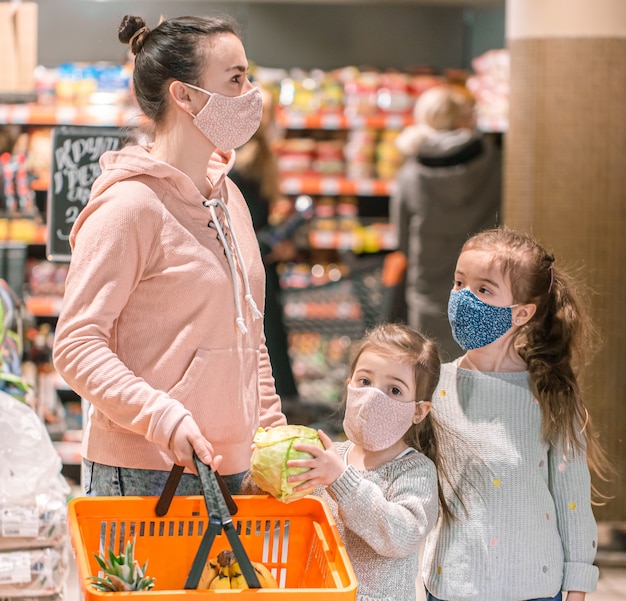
[448,288,515,351]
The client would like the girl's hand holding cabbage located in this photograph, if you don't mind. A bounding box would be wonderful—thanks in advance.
[286,429,345,491]
[249,425,326,503]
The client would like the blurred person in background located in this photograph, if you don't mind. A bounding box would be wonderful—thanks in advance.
[229,87,300,405]
[390,84,501,361]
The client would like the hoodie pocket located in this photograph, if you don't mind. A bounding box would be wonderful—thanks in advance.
[168,347,260,445]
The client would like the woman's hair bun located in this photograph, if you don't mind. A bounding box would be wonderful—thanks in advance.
[118,15,149,55]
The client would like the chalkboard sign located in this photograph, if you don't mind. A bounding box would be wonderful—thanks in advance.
[46,126,127,262]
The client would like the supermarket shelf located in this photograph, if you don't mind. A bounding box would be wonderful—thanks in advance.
[280,175,395,196]
[277,109,413,131]
[0,103,144,127]
[284,299,363,321]
[309,227,397,252]
[26,295,64,317]
[0,218,47,244]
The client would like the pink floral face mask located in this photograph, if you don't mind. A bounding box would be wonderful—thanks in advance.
[343,385,416,451]
[185,83,263,152]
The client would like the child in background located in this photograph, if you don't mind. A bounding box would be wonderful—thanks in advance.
[423,227,611,601]
[285,323,457,601]
[229,87,300,404]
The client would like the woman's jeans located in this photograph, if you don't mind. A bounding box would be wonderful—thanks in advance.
[426,593,563,601]
[82,459,246,497]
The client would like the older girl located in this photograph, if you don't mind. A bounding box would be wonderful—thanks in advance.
[423,227,611,601]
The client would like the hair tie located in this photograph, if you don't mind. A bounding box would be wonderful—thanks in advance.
[547,264,555,294]
[129,26,148,50]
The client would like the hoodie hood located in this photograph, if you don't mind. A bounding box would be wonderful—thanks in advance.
[417,128,482,164]
[87,143,235,209]
[396,129,499,208]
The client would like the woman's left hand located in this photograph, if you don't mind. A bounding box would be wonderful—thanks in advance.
[286,430,344,490]
[565,592,585,601]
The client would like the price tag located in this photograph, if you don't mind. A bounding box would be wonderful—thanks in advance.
[0,552,31,584]
[381,230,398,250]
[281,177,302,195]
[1,507,38,538]
[338,232,352,249]
[56,106,77,124]
[351,115,365,129]
[320,178,340,195]
[321,114,342,129]
[286,113,306,129]
[311,230,334,248]
[356,179,375,196]
[10,105,29,124]
[385,115,405,130]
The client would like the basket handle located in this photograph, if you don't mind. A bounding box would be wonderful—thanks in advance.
[184,456,261,590]
[155,463,238,517]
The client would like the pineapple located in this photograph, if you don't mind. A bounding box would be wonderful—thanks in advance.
[89,538,155,592]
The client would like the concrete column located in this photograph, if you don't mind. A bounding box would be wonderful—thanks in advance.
[504,0,626,521]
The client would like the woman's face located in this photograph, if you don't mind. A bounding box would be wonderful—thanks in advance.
[197,33,253,98]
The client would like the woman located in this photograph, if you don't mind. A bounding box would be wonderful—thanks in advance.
[52,14,286,497]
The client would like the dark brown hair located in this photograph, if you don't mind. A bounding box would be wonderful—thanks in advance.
[118,14,240,124]
[348,323,460,518]
[461,226,612,499]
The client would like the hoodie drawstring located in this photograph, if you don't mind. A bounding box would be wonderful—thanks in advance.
[203,198,263,334]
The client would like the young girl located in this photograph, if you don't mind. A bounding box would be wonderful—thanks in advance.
[285,323,454,601]
[423,227,610,601]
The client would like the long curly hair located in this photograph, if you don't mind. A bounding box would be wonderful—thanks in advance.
[461,226,613,500]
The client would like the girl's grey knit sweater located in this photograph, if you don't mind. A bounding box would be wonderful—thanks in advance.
[316,442,438,601]
[423,362,599,601]
[242,442,438,601]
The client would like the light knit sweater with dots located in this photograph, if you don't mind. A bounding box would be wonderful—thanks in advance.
[423,362,599,601]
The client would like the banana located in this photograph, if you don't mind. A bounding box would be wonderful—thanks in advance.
[201,549,278,589]
[197,557,220,590]
[209,566,231,589]
[251,561,279,588]
[229,561,249,590]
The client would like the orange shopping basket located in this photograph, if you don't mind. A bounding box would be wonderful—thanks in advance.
[67,462,358,599]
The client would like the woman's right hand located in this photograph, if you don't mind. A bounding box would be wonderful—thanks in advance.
[169,415,222,473]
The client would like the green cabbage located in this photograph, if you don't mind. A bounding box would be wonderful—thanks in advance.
[249,425,324,503]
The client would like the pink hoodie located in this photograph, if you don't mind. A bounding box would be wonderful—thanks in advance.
[52,144,286,475]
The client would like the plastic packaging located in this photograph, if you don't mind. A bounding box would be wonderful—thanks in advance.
[0,391,70,553]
